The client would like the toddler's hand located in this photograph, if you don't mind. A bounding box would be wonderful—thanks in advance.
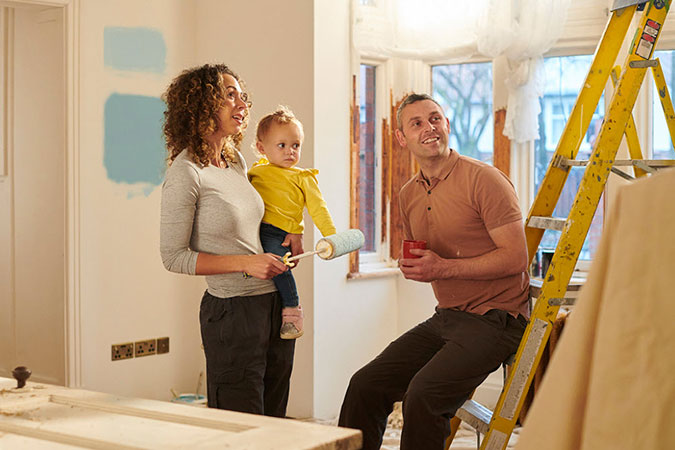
[282,233,304,266]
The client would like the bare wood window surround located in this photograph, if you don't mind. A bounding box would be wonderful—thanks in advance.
[348,85,511,278]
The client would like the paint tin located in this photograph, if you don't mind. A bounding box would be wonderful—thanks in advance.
[171,393,207,407]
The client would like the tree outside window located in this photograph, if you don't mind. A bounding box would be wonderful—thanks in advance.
[432,62,493,164]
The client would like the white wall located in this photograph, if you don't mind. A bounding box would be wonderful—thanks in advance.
[77,0,205,400]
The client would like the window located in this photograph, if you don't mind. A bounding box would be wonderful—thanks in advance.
[350,60,388,274]
[359,64,377,254]
[535,55,605,262]
[652,50,675,160]
[431,62,493,164]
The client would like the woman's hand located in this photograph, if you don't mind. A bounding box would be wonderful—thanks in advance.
[244,253,289,279]
[282,233,304,266]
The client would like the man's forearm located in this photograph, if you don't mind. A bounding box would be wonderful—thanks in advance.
[438,247,528,281]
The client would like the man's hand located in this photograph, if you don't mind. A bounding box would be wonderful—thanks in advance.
[398,248,451,282]
[282,233,304,266]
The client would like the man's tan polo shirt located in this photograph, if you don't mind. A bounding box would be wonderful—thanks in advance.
[399,149,530,318]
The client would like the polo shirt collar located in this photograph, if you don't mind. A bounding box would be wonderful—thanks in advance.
[414,149,460,186]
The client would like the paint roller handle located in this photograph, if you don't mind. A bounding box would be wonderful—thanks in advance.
[285,249,322,263]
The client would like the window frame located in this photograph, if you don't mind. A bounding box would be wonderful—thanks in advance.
[647,47,675,160]
[357,58,388,266]
[349,57,398,276]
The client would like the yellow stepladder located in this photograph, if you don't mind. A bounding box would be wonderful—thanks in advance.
[446,2,675,450]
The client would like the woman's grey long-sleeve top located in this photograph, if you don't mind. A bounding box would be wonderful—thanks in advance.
[160,149,276,298]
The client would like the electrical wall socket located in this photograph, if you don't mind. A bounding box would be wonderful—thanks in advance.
[157,337,169,354]
[135,339,157,357]
[112,342,134,361]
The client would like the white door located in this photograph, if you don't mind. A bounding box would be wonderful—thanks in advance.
[0,4,66,385]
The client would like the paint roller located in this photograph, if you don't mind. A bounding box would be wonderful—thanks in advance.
[282,229,365,266]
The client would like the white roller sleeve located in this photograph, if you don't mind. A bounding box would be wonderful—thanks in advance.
[285,229,365,263]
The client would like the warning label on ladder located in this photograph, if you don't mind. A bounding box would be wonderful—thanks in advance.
[636,20,661,59]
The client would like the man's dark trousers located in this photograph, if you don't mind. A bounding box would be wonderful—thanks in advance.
[338,308,527,450]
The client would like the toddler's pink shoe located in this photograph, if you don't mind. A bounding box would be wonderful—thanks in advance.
[280,306,303,339]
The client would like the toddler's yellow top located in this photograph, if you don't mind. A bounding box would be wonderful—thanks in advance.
[248,158,337,236]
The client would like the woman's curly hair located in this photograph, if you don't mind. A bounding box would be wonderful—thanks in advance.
[162,64,251,166]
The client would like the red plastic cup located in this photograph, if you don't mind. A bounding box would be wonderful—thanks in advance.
[402,240,427,259]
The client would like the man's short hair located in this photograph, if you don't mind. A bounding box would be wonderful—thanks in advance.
[396,93,443,130]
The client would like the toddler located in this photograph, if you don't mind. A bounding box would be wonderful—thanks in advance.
[249,106,336,339]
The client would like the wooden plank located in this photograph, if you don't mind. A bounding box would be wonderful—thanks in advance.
[49,395,252,432]
[381,115,391,247]
[388,94,416,260]
[493,108,510,178]
[0,421,144,450]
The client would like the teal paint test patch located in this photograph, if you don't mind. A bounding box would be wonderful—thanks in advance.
[104,27,166,73]
[104,93,166,190]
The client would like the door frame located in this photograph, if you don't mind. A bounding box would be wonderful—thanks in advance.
[1,0,81,387]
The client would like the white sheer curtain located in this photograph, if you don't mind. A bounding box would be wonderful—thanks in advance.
[352,0,488,61]
[352,0,572,143]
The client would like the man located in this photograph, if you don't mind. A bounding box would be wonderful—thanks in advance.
[338,93,530,450]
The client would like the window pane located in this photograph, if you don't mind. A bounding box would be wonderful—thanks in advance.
[431,62,493,164]
[535,55,604,261]
[652,50,675,159]
[359,64,377,253]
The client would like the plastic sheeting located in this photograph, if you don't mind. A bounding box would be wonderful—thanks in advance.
[352,0,571,142]
[516,169,675,450]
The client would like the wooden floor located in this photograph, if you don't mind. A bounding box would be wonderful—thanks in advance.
[305,403,521,450]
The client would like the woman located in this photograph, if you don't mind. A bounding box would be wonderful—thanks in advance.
[160,64,301,417]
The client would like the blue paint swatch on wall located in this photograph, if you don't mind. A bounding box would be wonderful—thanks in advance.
[104,93,166,189]
[104,27,166,73]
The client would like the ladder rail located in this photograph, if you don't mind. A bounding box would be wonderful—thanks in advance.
[611,65,649,178]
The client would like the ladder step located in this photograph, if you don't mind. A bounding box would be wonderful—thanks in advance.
[557,158,675,168]
[528,216,566,231]
[456,399,492,435]
[548,297,577,306]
